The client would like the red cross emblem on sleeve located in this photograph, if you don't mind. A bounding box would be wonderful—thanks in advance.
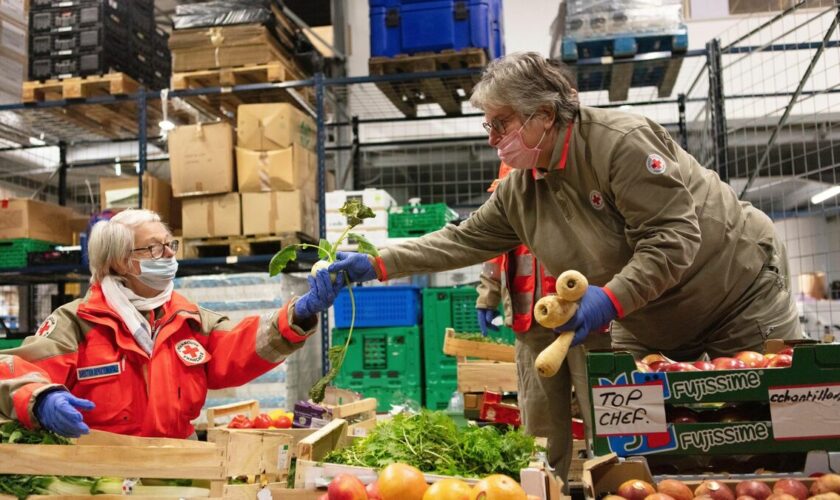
[646,153,667,174]
[37,315,56,337]
[175,339,207,365]
[590,190,605,210]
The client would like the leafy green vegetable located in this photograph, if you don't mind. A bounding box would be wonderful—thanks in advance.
[339,199,376,227]
[323,411,538,478]
[269,245,300,277]
[318,238,333,260]
[348,233,380,258]
[453,332,514,345]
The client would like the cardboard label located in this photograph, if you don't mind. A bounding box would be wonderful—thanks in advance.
[277,444,290,471]
[769,383,840,440]
[593,382,667,436]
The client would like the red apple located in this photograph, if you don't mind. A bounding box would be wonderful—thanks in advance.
[693,361,716,371]
[712,357,748,370]
[766,494,797,500]
[773,479,809,500]
[735,351,769,368]
[645,494,676,500]
[618,479,657,500]
[778,346,794,356]
[660,362,701,372]
[695,480,735,500]
[650,361,670,372]
[327,474,367,500]
[366,480,382,500]
[737,496,758,500]
[319,494,329,500]
[736,480,772,500]
[658,479,694,500]
[766,354,792,368]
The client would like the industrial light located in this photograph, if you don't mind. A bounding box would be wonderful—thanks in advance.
[114,158,122,177]
[811,186,840,204]
[29,136,46,146]
[158,119,176,131]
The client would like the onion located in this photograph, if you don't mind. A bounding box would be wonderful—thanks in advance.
[811,474,840,496]
[695,481,735,500]
[736,481,772,500]
[773,479,809,500]
[658,479,694,500]
[618,480,657,500]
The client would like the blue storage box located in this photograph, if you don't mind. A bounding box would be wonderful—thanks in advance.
[333,286,422,328]
[369,0,504,59]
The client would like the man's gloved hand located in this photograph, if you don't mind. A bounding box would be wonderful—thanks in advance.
[327,252,377,283]
[295,269,346,319]
[35,390,95,438]
[476,308,500,336]
[555,286,617,347]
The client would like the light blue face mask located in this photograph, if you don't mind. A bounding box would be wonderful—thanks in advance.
[135,257,178,291]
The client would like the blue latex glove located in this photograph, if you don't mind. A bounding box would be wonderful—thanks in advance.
[35,390,95,438]
[327,252,377,283]
[294,269,346,319]
[476,308,500,336]
[555,286,618,347]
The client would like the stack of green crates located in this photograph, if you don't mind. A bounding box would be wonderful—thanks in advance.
[0,239,53,269]
[421,287,515,411]
[388,203,459,237]
[333,326,423,412]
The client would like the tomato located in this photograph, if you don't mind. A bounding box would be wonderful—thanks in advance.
[228,414,253,429]
[252,413,274,429]
[273,415,293,429]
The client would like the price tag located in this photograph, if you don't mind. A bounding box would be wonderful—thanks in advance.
[769,383,840,440]
[277,444,291,470]
[593,382,667,436]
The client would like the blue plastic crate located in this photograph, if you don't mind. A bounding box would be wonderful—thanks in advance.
[369,0,504,59]
[333,286,421,328]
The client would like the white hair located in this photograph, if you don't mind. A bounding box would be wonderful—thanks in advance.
[88,209,165,284]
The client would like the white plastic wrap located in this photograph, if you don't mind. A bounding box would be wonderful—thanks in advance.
[563,0,684,41]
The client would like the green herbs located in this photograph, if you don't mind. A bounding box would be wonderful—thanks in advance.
[0,420,70,445]
[453,332,514,345]
[323,411,538,479]
[268,200,379,403]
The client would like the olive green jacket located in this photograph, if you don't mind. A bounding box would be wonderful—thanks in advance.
[380,106,777,349]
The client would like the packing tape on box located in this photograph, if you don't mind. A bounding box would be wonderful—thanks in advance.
[258,152,271,191]
[269,193,278,234]
[206,199,215,235]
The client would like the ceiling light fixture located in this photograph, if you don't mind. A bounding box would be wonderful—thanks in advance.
[811,185,840,204]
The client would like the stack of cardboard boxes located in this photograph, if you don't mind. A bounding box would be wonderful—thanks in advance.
[0,0,27,104]
[168,103,318,242]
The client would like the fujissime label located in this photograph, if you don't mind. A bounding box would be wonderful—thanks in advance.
[670,371,763,400]
[677,422,771,452]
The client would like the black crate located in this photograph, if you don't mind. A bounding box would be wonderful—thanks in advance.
[30,28,104,56]
[130,4,154,32]
[29,48,131,80]
[30,4,125,33]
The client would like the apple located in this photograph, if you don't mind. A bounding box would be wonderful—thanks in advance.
[618,479,657,500]
[650,361,670,372]
[811,474,840,495]
[712,357,748,370]
[695,480,735,500]
[366,480,383,500]
[767,354,792,368]
[642,353,673,366]
[327,474,367,500]
[778,346,794,356]
[693,360,716,371]
[735,351,769,368]
[657,479,694,500]
[660,362,701,372]
[645,494,676,500]
[773,479,809,500]
[736,480,772,500]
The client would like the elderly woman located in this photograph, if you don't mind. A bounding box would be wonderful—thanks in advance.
[329,52,801,484]
[0,209,341,438]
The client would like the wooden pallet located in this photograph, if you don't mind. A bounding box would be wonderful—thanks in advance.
[442,328,516,362]
[182,232,312,259]
[368,47,488,117]
[171,60,315,120]
[20,72,164,139]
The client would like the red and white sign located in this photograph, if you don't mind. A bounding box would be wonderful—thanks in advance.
[175,339,208,365]
[593,382,667,436]
[36,315,57,337]
[769,382,840,440]
[646,153,667,175]
[590,190,605,210]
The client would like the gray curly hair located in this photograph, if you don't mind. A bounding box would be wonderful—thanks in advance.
[470,52,579,129]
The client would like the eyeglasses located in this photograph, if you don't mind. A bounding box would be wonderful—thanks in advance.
[481,112,517,135]
[132,240,179,259]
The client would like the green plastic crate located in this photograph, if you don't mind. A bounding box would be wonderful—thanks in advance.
[332,326,422,411]
[421,287,515,407]
[0,239,53,269]
[388,203,459,237]
[336,379,424,413]
[425,379,458,411]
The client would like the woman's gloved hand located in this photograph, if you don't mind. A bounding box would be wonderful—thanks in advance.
[327,252,378,283]
[294,269,346,319]
[35,390,95,438]
[476,308,500,336]
[555,286,617,346]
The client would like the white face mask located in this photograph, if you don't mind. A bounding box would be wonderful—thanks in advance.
[132,257,178,291]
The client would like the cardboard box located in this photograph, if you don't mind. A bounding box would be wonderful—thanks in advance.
[99,174,175,226]
[0,198,75,244]
[236,145,315,197]
[0,16,26,58]
[181,193,241,238]
[237,103,316,151]
[169,122,235,197]
[241,190,317,238]
[0,0,26,23]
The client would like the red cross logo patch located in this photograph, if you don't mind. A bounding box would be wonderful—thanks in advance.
[646,153,667,175]
[36,315,56,337]
[589,190,605,210]
[175,339,207,365]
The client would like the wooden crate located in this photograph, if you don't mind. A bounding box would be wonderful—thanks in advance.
[294,419,565,500]
[182,232,312,259]
[0,429,293,498]
[317,387,378,437]
[457,360,518,393]
[368,47,487,117]
[443,328,516,362]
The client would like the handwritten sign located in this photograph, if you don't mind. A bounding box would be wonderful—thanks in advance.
[593,382,667,436]
[769,383,840,440]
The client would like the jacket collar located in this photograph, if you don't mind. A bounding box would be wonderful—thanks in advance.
[77,284,202,357]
